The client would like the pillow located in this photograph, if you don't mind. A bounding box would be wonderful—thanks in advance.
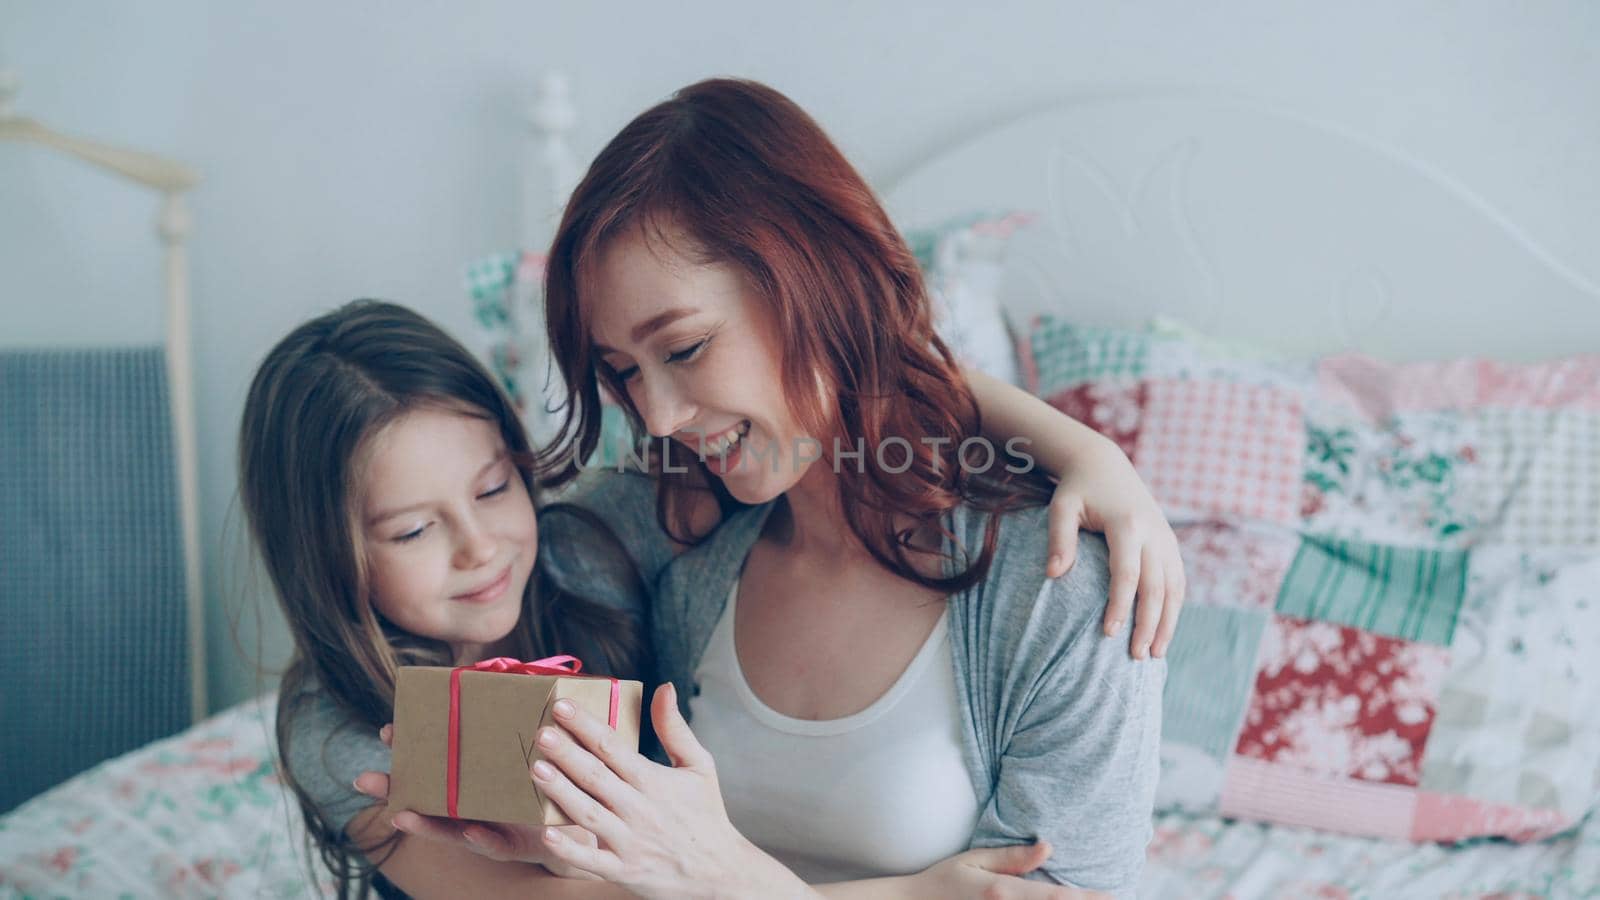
[903,212,1035,386]
[1023,315,1600,843]
[466,250,554,419]
[465,251,635,464]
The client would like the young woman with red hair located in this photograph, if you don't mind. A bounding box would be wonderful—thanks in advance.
[364,79,1179,898]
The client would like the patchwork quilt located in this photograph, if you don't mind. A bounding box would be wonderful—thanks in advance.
[1022,316,1600,843]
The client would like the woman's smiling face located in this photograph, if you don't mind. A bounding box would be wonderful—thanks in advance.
[588,223,827,504]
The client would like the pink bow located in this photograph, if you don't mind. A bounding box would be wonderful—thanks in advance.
[446,655,618,817]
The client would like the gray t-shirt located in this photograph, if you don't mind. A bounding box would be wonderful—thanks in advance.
[649,496,1165,896]
[278,685,390,838]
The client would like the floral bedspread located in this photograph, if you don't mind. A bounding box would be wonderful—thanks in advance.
[0,695,329,899]
[1142,808,1599,898]
[2,693,1594,898]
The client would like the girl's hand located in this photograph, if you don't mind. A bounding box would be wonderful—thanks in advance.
[1045,438,1185,660]
[907,842,1104,899]
[352,724,601,880]
[528,684,813,899]
[963,365,1185,660]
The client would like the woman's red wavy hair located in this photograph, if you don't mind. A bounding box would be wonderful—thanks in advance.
[537,77,1048,591]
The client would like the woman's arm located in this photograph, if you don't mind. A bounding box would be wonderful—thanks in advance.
[368,688,1081,899]
[533,689,1085,898]
[966,548,1166,896]
[814,844,1105,899]
[353,712,811,899]
[965,365,1185,659]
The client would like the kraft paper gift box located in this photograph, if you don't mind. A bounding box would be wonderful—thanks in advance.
[387,656,643,826]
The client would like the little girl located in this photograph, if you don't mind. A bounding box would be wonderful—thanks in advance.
[244,300,1180,898]
[241,299,644,898]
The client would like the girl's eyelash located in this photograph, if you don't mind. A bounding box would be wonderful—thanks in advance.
[390,481,507,543]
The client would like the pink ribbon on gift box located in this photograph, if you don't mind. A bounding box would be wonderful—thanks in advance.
[446,655,619,818]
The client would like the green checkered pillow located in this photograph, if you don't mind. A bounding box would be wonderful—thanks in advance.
[1020,318,1152,394]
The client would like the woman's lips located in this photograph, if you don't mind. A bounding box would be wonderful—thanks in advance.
[707,435,743,475]
[452,563,513,604]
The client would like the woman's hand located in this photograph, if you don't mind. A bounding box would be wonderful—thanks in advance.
[814,842,1104,899]
[511,684,813,899]
[907,843,1105,899]
[1045,437,1185,660]
[352,725,601,880]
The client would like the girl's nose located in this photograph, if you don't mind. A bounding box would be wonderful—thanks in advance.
[453,519,498,570]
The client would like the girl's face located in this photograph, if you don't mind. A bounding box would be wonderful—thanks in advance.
[589,225,825,505]
[359,407,536,662]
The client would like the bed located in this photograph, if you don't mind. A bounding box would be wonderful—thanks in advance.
[2,692,1596,897]
[5,78,1597,898]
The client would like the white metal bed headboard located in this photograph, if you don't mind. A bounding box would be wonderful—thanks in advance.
[881,89,1599,363]
[0,69,206,721]
[512,79,1597,421]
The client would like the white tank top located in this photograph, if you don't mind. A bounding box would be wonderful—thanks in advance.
[688,577,981,884]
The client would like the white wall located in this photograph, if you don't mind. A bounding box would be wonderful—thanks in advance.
[3,0,1596,712]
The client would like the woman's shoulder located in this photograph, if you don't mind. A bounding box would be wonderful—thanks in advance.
[949,502,1147,685]
[650,500,775,663]
[952,501,1111,616]
[655,500,771,598]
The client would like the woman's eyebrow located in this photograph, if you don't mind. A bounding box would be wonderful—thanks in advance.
[366,452,509,524]
[593,307,698,352]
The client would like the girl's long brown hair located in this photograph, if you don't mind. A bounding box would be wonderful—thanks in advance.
[240,299,647,898]
[538,78,1050,590]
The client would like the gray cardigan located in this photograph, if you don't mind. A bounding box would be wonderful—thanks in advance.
[555,471,1164,895]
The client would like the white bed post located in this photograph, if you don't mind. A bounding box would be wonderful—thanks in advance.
[523,72,579,249]
[159,191,206,723]
[517,73,580,444]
